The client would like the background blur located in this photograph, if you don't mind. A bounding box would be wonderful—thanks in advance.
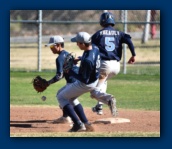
[10,10,160,75]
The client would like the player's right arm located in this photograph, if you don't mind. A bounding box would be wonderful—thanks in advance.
[47,57,64,85]
[47,73,63,85]
[91,32,99,46]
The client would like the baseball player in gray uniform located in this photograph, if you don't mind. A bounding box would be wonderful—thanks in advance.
[57,32,117,132]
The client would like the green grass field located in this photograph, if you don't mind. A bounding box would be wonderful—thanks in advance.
[10,71,160,111]
[10,30,160,137]
[10,71,160,137]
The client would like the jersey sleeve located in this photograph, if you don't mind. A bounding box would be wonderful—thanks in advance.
[121,33,136,56]
[91,32,99,45]
[56,57,64,74]
[47,73,64,85]
[47,57,64,85]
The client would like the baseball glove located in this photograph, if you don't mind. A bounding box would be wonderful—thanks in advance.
[63,53,75,73]
[32,76,49,93]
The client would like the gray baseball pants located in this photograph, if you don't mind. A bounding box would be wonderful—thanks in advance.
[57,79,113,108]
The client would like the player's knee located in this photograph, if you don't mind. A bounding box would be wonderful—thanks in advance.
[57,92,63,101]
[90,90,98,99]
[56,95,69,108]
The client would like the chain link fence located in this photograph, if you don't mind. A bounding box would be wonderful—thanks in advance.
[10,10,160,75]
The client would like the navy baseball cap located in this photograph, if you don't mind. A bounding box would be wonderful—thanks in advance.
[71,32,91,43]
[45,36,64,47]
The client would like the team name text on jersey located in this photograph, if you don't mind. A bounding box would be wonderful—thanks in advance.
[100,30,119,36]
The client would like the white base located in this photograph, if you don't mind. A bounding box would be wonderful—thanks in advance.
[94,117,130,124]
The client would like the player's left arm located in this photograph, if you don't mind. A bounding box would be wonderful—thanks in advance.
[122,33,136,64]
[128,56,136,64]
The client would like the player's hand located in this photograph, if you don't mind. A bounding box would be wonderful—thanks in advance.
[74,56,82,65]
[128,56,135,64]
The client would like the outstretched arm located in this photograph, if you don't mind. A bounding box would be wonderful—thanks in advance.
[47,73,63,85]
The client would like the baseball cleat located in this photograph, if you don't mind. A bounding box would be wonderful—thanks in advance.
[108,98,118,117]
[68,122,86,132]
[92,104,103,115]
[84,122,94,132]
[52,116,72,124]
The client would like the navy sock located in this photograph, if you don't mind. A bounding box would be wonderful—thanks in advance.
[74,104,88,123]
[62,109,68,117]
[63,104,80,125]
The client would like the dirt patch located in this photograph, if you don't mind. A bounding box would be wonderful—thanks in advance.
[10,106,160,135]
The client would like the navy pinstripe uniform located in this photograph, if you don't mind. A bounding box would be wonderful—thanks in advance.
[69,48,100,84]
[45,35,91,127]
[48,50,90,124]
[57,32,117,132]
[57,47,101,110]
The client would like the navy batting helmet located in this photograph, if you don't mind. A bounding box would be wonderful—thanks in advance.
[99,12,115,27]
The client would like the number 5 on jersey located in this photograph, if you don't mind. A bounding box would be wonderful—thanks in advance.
[105,37,115,51]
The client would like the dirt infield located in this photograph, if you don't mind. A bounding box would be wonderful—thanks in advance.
[10,106,160,135]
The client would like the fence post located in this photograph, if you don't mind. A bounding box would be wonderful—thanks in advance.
[38,10,42,72]
[123,10,128,74]
[142,10,151,43]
